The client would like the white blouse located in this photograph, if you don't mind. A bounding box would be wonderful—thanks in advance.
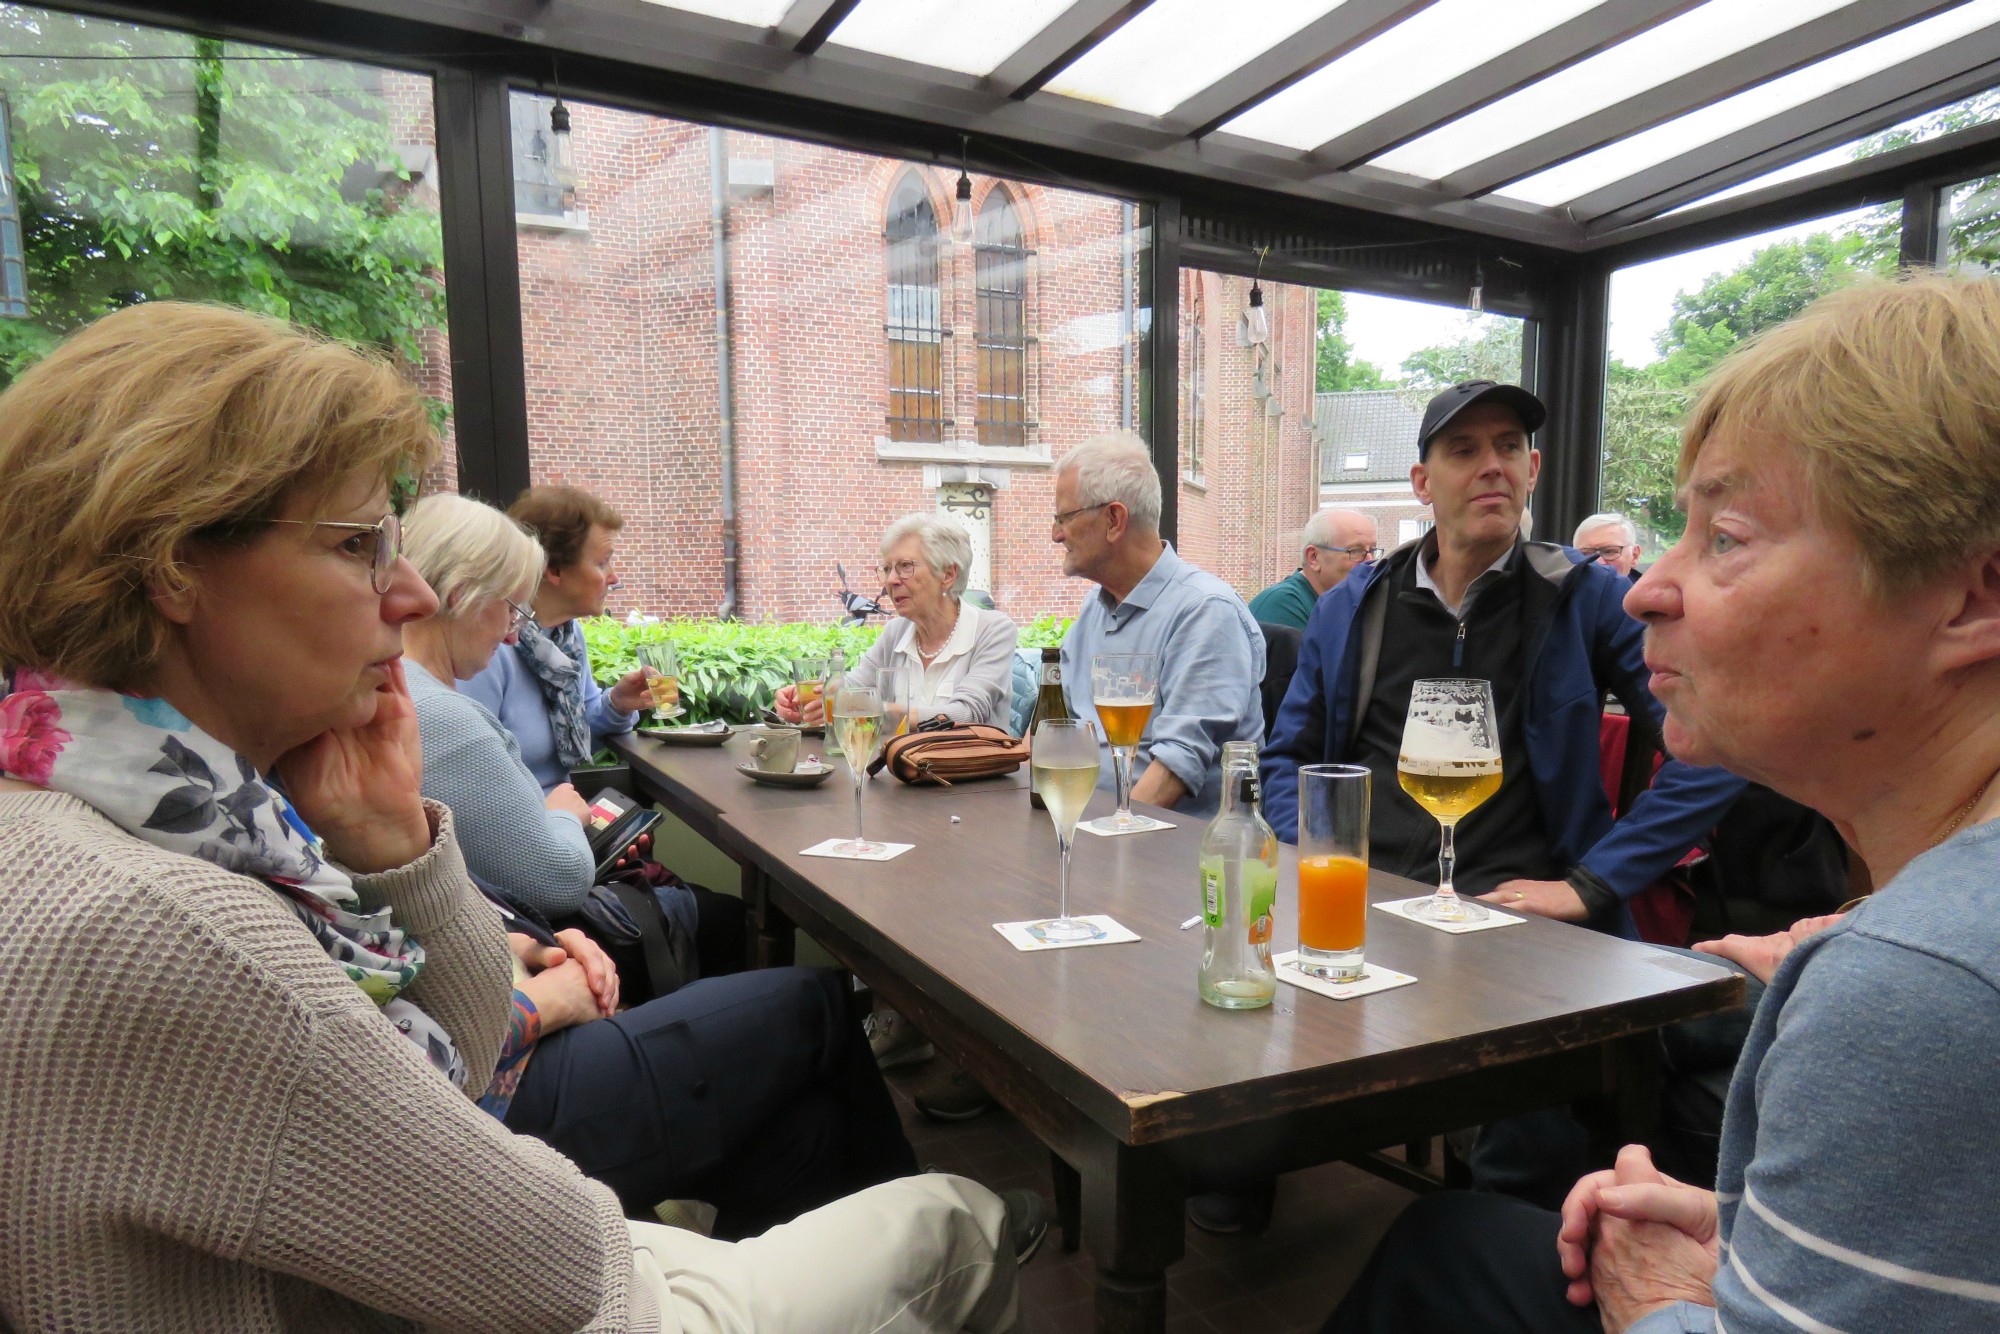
[846,602,1019,728]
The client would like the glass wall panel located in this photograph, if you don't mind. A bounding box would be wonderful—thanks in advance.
[1177,273,1524,603]
[0,5,449,483]
[1602,204,1890,557]
[508,93,1150,623]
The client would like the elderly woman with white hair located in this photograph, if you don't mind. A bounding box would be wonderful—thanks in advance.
[777,513,1019,729]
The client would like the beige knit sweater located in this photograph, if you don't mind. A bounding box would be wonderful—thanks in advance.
[0,791,638,1332]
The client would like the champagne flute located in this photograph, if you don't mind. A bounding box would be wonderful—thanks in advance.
[1397,678,1502,923]
[636,641,681,721]
[830,684,887,856]
[1029,718,1104,943]
[1085,652,1158,834]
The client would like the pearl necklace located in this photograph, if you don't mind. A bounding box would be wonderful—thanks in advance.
[915,603,959,659]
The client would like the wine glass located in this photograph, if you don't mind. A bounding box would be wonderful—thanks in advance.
[1084,652,1158,834]
[1397,678,1502,923]
[830,684,887,856]
[636,641,681,721]
[1028,718,1104,943]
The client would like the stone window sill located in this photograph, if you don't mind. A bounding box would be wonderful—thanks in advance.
[518,209,592,234]
[874,439,1054,468]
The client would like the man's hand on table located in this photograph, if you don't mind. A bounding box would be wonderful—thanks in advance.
[1478,877,1589,922]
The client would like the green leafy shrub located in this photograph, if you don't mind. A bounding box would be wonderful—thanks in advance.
[579,614,1074,724]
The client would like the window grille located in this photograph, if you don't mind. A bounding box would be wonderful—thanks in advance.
[974,185,1030,446]
[886,169,945,442]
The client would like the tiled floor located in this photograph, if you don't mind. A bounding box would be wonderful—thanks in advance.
[884,1060,1422,1334]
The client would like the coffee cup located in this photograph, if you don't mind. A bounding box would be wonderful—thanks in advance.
[749,727,803,773]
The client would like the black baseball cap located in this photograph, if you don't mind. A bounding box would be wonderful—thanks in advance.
[1418,381,1548,457]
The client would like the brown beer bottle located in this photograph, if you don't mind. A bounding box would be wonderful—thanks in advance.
[1027,646,1069,809]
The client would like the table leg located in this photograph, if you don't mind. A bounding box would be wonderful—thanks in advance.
[1080,1139,1186,1334]
[1576,1032,1662,1165]
[1050,1151,1081,1253]
[743,866,795,968]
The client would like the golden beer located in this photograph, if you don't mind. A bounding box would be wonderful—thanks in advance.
[1396,753,1502,823]
[647,674,681,711]
[796,678,826,724]
[1094,698,1154,749]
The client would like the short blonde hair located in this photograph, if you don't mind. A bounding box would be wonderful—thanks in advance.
[1057,432,1162,532]
[880,513,972,596]
[402,494,545,618]
[0,303,438,691]
[1683,272,2000,598]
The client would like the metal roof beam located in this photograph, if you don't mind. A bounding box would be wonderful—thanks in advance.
[1311,0,1702,170]
[1568,37,2000,224]
[776,0,860,55]
[1439,0,1963,198]
[1163,0,1435,139]
[987,0,1154,100]
[1582,115,2000,262]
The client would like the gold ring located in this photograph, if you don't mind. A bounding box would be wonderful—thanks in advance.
[1510,893,1524,902]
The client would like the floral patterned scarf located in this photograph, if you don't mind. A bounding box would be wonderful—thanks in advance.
[0,672,467,1089]
[511,619,594,772]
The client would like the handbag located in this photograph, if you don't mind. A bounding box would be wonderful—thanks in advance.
[866,722,1029,785]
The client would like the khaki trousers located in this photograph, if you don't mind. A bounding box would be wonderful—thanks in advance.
[625,1173,1022,1334]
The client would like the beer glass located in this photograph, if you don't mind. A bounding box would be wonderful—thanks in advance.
[830,684,886,856]
[636,641,681,720]
[1297,764,1371,980]
[1085,652,1158,834]
[1397,678,1501,923]
[1030,718,1103,942]
[792,656,830,729]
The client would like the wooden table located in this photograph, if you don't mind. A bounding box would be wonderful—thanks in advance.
[613,730,1743,1332]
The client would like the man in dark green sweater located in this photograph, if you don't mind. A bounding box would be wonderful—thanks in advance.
[1246,507,1380,629]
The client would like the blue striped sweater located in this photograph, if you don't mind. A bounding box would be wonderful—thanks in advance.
[1631,818,2000,1333]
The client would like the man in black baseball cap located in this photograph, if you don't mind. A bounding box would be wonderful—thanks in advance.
[1417,379,1548,458]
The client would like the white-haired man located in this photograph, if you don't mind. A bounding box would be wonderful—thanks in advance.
[1573,512,1643,580]
[1052,432,1265,817]
[1247,508,1381,630]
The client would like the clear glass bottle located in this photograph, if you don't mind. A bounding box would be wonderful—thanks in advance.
[1026,647,1069,810]
[1198,739,1278,1010]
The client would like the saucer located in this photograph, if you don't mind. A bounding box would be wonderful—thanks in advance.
[737,760,837,788]
[638,720,732,746]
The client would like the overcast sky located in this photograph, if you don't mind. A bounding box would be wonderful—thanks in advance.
[1336,204,1879,373]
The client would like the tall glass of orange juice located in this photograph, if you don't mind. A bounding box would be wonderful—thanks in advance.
[1297,764,1371,981]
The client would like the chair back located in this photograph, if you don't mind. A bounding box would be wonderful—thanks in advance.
[1256,621,1303,744]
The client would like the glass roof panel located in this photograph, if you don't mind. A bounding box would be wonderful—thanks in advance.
[1498,0,2000,207]
[635,0,791,26]
[1371,0,1857,181]
[1045,0,1346,118]
[826,0,1076,78]
[1220,0,1609,152]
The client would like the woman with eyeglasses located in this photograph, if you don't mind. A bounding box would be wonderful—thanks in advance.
[399,493,597,917]
[0,303,1028,1332]
[775,514,1019,729]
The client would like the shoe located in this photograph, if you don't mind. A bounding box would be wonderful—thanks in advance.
[997,1188,1049,1266]
[1185,1180,1276,1236]
[865,1006,935,1070]
[914,1068,996,1123]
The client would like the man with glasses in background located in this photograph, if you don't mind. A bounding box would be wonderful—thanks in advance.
[1573,511,1644,581]
[1248,508,1381,630]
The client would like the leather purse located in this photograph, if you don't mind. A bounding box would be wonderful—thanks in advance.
[867,722,1030,785]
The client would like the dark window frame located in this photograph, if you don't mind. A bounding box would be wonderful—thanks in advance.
[885,167,946,443]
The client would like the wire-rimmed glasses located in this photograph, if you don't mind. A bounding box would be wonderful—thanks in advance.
[267,512,401,593]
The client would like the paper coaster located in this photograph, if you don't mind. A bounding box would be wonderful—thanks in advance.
[1274,952,1417,1000]
[1074,814,1176,837]
[800,838,914,862]
[993,915,1140,951]
[1373,895,1527,934]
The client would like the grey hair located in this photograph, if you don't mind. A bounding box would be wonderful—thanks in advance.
[1057,432,1162,532]
[881,512,972,596]
[402,493,546,619]
[1573,512,1638,547]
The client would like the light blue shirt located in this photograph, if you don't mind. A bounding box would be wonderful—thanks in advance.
[1060,543,1265,818]
[461,622,639,794]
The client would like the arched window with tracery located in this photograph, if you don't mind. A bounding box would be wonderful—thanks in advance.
[885,170,944,442]
[974,185,1028,446]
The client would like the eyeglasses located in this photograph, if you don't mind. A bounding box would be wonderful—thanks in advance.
[1315,543,1382,561]
[878,559,922,581]
[268,512,402,594]
[1579,545,1631,562]
[503,597,538,632]
[1052,502,1111,527]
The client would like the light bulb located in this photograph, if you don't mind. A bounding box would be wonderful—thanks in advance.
[952,170,973,244]
[549,99,577,209]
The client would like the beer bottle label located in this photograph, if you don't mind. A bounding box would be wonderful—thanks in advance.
[1201,866,1223,928]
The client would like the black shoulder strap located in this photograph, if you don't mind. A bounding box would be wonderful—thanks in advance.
[603,872,688,998]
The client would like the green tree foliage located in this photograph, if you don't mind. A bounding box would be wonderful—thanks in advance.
[1314,289,1390,391]
[1397,316,1523,391]
[0,5,445,386]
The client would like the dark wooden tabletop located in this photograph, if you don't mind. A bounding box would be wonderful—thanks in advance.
[709,781,1743,1148]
